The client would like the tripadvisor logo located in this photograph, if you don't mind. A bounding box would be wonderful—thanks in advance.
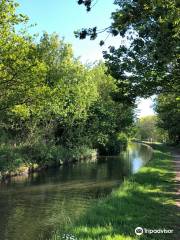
[135,227,174,235]
[135,227,143,235]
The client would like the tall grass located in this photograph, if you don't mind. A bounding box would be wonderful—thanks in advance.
[0,141,96,179]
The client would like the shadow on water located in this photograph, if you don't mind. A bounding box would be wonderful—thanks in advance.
[0,143,152,240]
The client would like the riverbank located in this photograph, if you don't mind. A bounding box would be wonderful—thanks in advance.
[53,144,180,240]
[0,143,97,181]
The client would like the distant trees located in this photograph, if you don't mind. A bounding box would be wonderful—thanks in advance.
[155,94,180,144]
[135,115,168,142]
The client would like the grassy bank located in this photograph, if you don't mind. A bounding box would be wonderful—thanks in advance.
[0,142,97,180]
[52,144,179,240]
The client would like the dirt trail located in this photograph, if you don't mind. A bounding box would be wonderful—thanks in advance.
[171,147,180,207]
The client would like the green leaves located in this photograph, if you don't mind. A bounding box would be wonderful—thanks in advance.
[0,1,48,114]
[76,0,179,101]
[155,93,180,143]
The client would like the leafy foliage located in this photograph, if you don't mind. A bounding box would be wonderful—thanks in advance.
[155,93,180,143]
[0,1,135,175]
[77,0,180,102]
[0,0,46,112]
[135,115,168,142]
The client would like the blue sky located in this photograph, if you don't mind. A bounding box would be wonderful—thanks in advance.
[17,0,155,117]
[17,0,118,62]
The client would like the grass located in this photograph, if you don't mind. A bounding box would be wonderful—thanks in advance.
[52,144,180,240]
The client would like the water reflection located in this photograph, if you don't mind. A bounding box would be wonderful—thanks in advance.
[0,143,152,240]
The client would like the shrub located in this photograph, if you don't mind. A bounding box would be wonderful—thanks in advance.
[0,144,23,175]
[97,132,128,155]
[117,132,128,145]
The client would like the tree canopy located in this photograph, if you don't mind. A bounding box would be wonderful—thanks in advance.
[0,0,136,175]
[76,0,180,100]
[76,0,180,143]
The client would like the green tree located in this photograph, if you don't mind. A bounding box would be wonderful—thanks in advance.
[0,0,46,113]
[83,65,134,154]
[135,115,167,142]
[77,0,180,101]
[0,0,137,175]
[155,94,180,143]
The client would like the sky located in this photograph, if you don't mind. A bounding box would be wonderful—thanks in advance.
[136,97,155,117]
[17,0,155,117]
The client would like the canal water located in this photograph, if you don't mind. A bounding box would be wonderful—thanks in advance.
[0,143,152,240]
